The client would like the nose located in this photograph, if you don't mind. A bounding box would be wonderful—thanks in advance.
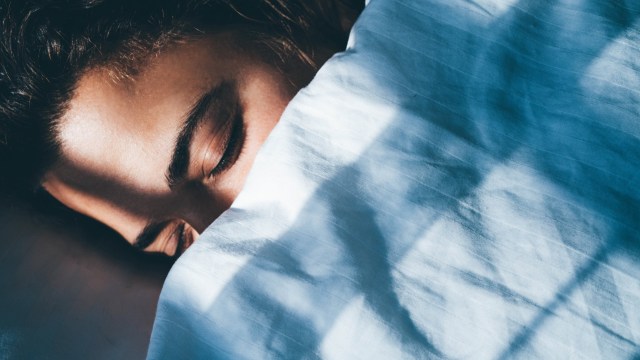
[181,189,236,234]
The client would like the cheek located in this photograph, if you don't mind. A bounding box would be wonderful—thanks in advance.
[43,175,151,242]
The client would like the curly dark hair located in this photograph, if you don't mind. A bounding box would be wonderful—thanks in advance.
[0,0,360,196]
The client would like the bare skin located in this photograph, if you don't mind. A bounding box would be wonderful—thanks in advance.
[43,32,315,256]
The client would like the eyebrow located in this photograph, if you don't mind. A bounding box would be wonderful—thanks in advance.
[133,221,169,251]
[165,82,227,189]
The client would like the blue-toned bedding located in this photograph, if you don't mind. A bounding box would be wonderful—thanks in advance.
[148,0,640,358]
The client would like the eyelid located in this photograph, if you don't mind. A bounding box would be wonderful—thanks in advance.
[198,86,245,181]
[172,222,197,257]
[135,220,183,256]
[161,221,187,257]
[134,220,171,251]
[168,81,237,189]
[208,111,245,179]
[173,222,186,256]
[201,110,234,178]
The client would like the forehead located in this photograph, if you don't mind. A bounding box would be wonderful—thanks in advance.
[54,36,235,193]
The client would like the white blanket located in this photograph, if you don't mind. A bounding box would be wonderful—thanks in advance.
[147,0,640,358]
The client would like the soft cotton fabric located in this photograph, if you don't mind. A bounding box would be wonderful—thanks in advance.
[147,0,640,358]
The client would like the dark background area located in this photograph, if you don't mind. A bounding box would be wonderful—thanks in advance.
[0,191,173,359]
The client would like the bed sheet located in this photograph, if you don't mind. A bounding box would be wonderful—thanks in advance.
[148,0,640,358]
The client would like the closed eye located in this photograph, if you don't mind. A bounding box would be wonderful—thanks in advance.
[133,221,171,251]
[166,81,239,189]
[208,108,245,179]
[133,220,194,257]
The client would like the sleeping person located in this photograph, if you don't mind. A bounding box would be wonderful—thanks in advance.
[3,0,640,358]
[0,0,363,256]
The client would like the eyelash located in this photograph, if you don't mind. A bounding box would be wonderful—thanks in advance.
[173,222,186,254]
[207,112,245,179]
[166,222,188,257]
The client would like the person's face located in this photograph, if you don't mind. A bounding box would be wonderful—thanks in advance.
[43,32,307,256]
